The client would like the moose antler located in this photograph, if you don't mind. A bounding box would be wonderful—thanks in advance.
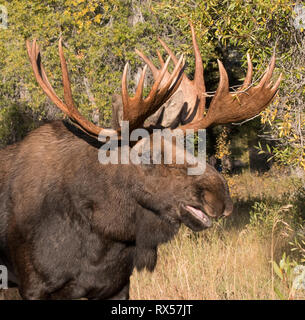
[122,55,184,130]
[26,38,184,136]
[179,54,282,131]
[136,23,282,132]
[135,22,206,124]
[26,39,106,136]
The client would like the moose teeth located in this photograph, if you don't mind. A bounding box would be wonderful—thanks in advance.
[185,205,207,221]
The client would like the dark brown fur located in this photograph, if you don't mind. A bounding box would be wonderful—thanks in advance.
[0,120,232,299]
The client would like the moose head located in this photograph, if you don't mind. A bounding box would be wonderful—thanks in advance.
[0,24,281,300]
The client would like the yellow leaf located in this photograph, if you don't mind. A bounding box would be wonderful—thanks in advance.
[94,14,102,23]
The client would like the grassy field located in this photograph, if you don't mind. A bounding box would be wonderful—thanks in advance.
[1,170,304,300]
[130,170,305,300]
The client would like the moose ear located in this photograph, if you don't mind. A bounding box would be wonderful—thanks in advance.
[180,204,212,231]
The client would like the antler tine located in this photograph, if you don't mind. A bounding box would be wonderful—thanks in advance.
[58,37,75,111]
[122,54,185,130]
[121,62,130,113]
[154,54,185,96]
[240,53,253,90]
[27,38,115,137]
[38,58,58,97]
[135,49,160,79]
[258,53,276,87]
[122,58,170,111]
[214,60,230,98]
[152,55,185,100]
[30,40,58,98]
[189,22,204,88]
[134,65,148,101]
[149,56,171,96]
[158,37,179,65]
[122,64,148,106]
[156,50,165,67]
[271,73,282,92]
[26,39,70,115]
[178,54,282,132]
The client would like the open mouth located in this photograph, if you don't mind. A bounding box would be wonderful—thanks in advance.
[184,205,212,228]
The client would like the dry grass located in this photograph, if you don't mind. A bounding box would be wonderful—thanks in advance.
[131,227,273,299]
[226,170,301,200]
[130,171,305,300]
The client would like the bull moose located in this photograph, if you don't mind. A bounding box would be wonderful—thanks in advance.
[0,24,281,299]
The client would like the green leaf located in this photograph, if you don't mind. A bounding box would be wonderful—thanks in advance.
[274,286,286,300]
[273,261,283,280]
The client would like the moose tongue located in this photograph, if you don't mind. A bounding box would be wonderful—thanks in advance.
[185,205,212,228]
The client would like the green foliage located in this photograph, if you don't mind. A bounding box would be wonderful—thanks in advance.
[248,201,293,236]
[272,252,296,299]
[272,251,305,299]
[290,225,305,263]
[0,103,37,147]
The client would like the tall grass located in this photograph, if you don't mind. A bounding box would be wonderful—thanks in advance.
[130,171,305,300]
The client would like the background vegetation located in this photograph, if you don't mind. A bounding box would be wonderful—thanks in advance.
[0,0,304,299]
